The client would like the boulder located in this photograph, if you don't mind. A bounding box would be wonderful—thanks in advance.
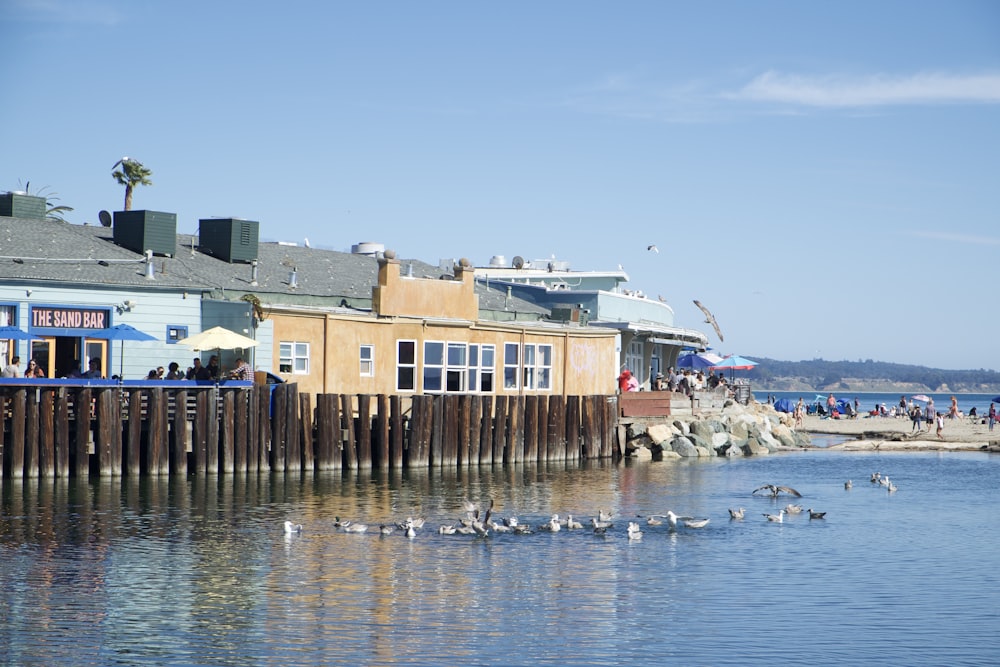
[670,436,700,458]
[646,423,675,446]
[630,445,653,461]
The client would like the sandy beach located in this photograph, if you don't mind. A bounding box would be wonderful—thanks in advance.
[796,412,1000,451]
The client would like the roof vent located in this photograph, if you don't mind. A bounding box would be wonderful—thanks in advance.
[489,255,506,268]
[352,241,385,256]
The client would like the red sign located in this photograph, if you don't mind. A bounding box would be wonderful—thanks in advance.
[31,307,109,329]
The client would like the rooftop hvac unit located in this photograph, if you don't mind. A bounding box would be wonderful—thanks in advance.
[199,218,259,263]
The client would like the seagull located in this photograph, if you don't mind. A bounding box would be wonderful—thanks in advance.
[753,484,802,498]
[763,509,787,523]
[647,244,659,254]
[693,299,724,342]
[438,524,457,535]
[565,515,583,530]
[845,480,853,490]
[405,523,417,538]
[333,517,352,528]
[784,504,804,515]
[539,514,562,532]
[728,507,746,520]
[664,510,707,529]
[591,517,614,533]
[598,509,614,523]
[807,509,827,519]
[304,237,311,248]
[887,480,898,493]
[489,520,512,533]
[379,524,394,536]
[870,472,882,483]
[646,515,664,526]
[682,517,711,529]
[283,520,302,534]
[627,522,643,539]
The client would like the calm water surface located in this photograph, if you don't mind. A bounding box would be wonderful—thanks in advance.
[1,451,998,666]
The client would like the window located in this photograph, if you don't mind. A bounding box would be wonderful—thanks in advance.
[359,345,374,377]
[279,341,310,374]
[0,305,15,363]
[423,341,444,392]
[521,343,553,391]
[479,344,495,392]
[503,342,519,390]
[523,344,536,389]
[537,344,553,390]
[446,343,467,392]
[396,340,416,391]
[166,325,188,344]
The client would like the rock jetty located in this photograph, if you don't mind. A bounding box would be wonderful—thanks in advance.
[622,400,811,460]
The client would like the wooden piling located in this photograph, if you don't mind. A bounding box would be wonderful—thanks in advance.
[340,394,357,470]
[357,394,372,470]
[389,395,403,469]
[73,388,90,478]
[38,389,54,477]
[299,392,314,472]
[565,395,580,462]
[221,390,235,474]
[172,389,189,476]
[24,388,39,478]
[55,388,70,477]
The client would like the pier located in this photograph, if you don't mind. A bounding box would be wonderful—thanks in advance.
[0,380,620,480]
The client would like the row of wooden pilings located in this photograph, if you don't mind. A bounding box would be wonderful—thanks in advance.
[0,381,620,480]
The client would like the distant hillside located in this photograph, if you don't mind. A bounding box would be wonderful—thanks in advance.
[742,357,1000,393]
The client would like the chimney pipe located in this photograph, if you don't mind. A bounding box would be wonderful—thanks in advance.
[250,259,258,286]
[145,250,155,280]
[289,269,298,289]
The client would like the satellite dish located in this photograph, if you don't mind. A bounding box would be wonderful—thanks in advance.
[512,255,524,269]
[98,210,112,227]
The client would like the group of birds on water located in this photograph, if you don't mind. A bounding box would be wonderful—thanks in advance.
[282,472,898,540]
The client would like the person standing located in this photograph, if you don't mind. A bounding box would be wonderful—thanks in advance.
[899,396,907,419]
[925,399,935,431]
[910,404,923,433]
[24,358,45,377]
[936,412,944,439]
[2,355,20,377]
[826,393,836,419]
[989,403,996,432]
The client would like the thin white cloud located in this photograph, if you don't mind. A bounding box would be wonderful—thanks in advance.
[732,70,1000,107]
[913,230,1000,246]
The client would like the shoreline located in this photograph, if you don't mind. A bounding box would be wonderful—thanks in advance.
[794,412,1000,452]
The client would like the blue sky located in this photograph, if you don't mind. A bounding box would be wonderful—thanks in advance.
[3,1,998,371]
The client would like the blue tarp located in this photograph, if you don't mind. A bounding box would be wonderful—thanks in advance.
[774,398,796,413]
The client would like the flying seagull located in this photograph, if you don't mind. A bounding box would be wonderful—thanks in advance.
[693,300,724,342]
[647,244,659,253]
[752,484,802,498]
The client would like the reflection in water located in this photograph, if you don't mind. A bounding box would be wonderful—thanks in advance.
[1,452,998,665]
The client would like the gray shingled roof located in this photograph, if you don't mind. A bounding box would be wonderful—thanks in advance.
[0,215,548,317]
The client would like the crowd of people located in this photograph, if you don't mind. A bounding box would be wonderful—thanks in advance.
[1,354,254,382]
[618,366,734,398]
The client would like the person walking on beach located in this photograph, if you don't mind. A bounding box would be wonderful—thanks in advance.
[925,399,935,431]
[989,403,996,432]
[936,412,944,439]
[948,396,959,419]
[794,397,805,428]
[910,404,923,433]
[899,396,907,418]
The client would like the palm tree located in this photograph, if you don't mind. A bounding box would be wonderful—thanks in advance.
[111,157,153,211]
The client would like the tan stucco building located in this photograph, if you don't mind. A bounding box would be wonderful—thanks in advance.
[266,255,618,398]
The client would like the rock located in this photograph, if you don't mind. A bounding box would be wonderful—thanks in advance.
[670,436,700,457]
[627,422,648,440]
[646,423,674,446]
[631,445,653,461]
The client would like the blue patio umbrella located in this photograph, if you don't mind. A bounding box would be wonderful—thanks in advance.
[676,353,715,370]
[712,354,759,381]
[0,325,37,341]
[91,324,158,378]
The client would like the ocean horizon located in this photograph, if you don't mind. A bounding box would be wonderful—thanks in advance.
[755,389,997,417]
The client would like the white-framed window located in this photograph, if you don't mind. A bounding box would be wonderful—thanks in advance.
[279,341,310,374]
[396,340,416,391]
[480,344,495,392]
[522,343,553,391]
[423,340,444,393]
[359,344,374,377]
[468,343,496,393]
[446,342,467,392]
[503,342,519,390]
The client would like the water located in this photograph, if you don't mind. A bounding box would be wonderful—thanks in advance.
[757,390,999,417]
[2,452,998,666]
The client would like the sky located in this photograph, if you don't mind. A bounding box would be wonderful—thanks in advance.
[2,1,999,371]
